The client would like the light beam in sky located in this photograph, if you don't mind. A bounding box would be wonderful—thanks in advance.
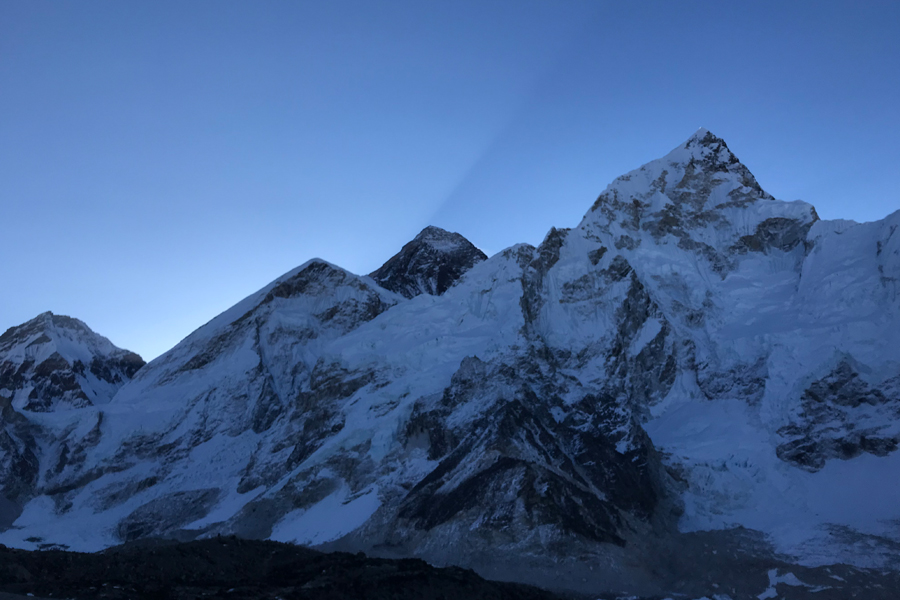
[1,0,897,360]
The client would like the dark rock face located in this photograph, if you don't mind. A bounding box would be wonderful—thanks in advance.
[370,226,487,298]
[732,217,816,254]
[398,377,674,547]
[777,360,900,471]
[0,396,39,511]
[676,131,771,202]
[387,240,683,552]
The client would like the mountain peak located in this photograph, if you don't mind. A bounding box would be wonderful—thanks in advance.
[585,129,816,275]
[0,313,144,412]
[665,128,739,170]
[370,226,486,298]
[410,226,475,252]
[1,312,92,350]
[414,225,451,240]
[685,126,715,144]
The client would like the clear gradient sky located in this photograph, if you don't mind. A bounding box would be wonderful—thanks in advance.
[2,1,899,361]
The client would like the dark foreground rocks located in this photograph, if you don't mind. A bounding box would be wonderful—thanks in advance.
[0,534,899,600]
[0,537,565,600]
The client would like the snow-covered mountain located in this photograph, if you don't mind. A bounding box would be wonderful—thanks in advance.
[0,312,144,529]
[0,312,144,413]
[1,130,898,597]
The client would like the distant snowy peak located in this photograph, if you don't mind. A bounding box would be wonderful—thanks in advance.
[583,129,818,279]
[678,128,747,166]
[0,312,144,412]
[369,226,487,299]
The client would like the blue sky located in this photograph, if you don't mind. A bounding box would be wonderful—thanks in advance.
[2,1,898,360]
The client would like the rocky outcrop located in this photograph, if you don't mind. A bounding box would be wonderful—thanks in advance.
[369,226,487,298]
[0,396,39,521]
[394,352,678,548]
[777,359,900,471]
